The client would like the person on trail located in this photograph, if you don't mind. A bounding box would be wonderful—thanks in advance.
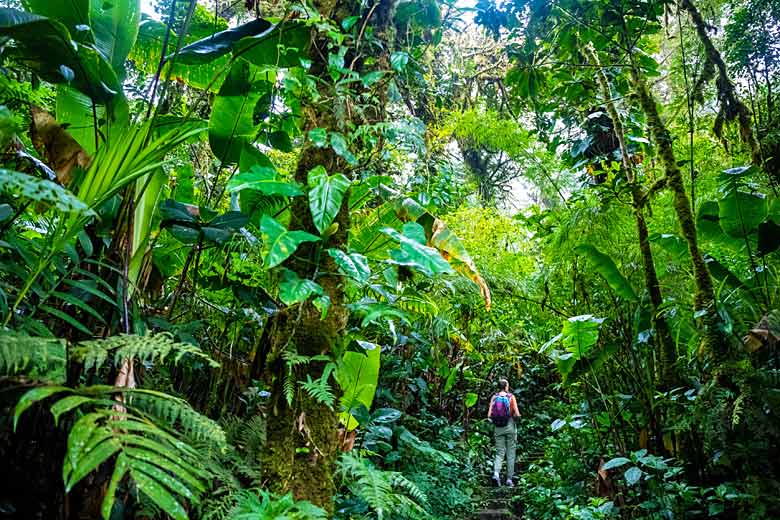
[488,377,520,487]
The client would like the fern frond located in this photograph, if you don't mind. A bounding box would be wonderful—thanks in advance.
[15,385,221,520]
[0,331,66,382]
[229,489,327,519]
[300,363,337,409]
[284,371,295,406]
[338,453,429,520]
[127,390,227,446]
[72,332,219,372]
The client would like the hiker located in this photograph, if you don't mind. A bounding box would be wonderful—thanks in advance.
[488,377,520,487]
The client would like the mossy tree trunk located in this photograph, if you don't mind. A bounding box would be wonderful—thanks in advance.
[630,68,728,365]
[680,0,763,169]
[259,0,395,512]
[584,45,679,389]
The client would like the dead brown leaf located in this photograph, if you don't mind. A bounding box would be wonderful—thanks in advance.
[29,106,91,185]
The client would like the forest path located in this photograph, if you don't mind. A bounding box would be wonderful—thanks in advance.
[470,449,544,519]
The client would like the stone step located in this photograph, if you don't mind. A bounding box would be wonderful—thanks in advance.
[473,508,517,520]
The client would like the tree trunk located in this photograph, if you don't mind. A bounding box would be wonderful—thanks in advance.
[631,68,727,365]
[680,0,763,169]
[584,45,679,387]
[259,1,395,512]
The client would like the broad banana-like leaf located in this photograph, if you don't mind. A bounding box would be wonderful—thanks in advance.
[174,18,272,64]
[575,244,637,301]
[21,0,139,78]
[128,168,166,297]
[336,343,381,431]
[88,0,140,78]
[209,60,273,164]
[697,201,726,242]
[650,233,752,294]
[718,190,768,239]
[130,14,230,91]
[0,8,120,103]
[232,21,310,68]
[20,0,89,38]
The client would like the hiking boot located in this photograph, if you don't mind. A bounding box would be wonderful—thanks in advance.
[505,479,514,487]
[492,475,501,487]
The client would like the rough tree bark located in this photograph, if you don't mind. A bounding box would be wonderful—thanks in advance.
[258,0,396,512]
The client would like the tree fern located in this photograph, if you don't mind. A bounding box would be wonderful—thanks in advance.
[338,452,429,520]
[0,330,66,382]
[72,332,219,371]
[14,385,225,520]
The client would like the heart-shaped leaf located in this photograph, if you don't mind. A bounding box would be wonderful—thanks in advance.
[327,249,370,284]
[308,166,351,234]
[259,214,318,268]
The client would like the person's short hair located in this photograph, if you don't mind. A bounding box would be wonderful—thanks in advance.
[497,378,509,390]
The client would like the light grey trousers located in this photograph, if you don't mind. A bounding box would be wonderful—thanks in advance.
[493,422,517,480]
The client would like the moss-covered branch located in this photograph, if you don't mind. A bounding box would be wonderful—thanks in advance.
[680,0,762,168]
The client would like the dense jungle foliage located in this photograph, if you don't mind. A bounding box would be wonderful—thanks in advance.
[1,0,779,518]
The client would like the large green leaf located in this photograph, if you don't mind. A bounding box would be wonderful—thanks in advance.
[128,167,166,296]
[278,269,323,306]
[0,8,121,103]
[651,233,751,293]
[575,244,637,301]
[22,0,139,77]
[336,342,381,431]
[233,21,310,68]
[0,169,93,214]
[55,86,104,154]
[259,214,319,269]
[353,185,491,309]
[543,315,604,382]
[20,0,89,36]
[130,14,229,91]
[88,0,140,77]
[307,166,351,235]
[227,165,303,196]
[718,190,768,238]
[382,222,453,277]
[209,59,273,164]
[327,249,370,285]
[174,17,272,64]
[758,219,780,256]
